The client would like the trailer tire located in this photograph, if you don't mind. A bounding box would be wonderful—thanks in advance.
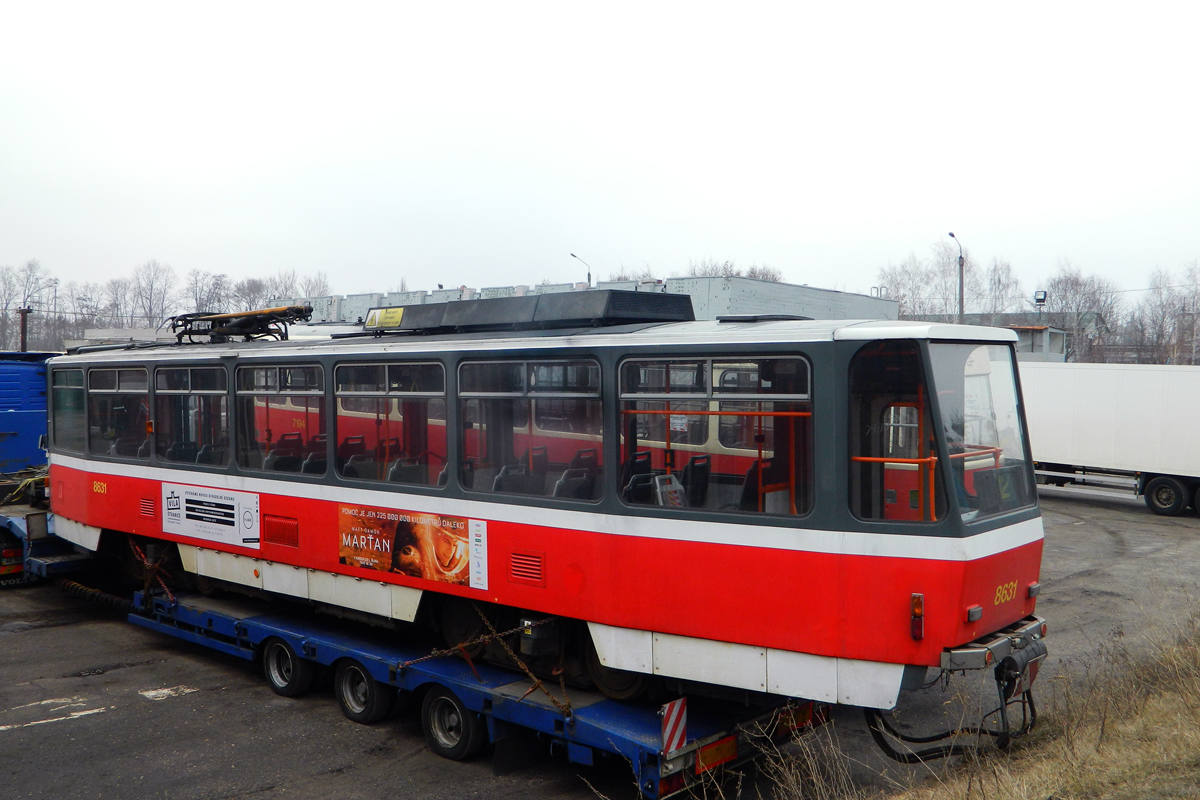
[334,660,393,724]
[1145,476,1188,516]
[261,638,316,697]
[421,686,487,760]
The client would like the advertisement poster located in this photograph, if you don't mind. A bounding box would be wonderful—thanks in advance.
[162,483,261,548]
[338,504,474,585]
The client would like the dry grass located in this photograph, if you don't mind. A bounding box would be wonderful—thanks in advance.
[766,618,1200,800]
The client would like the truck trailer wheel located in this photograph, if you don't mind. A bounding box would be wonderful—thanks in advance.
[334,660,394,724]
[262,638,316,697]
[1145,476,1188,516]
[421,686,487,760]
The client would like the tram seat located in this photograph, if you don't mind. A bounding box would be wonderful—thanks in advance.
[623,472,656,505]
[164,441,198,463]
[343,453,376,479]
[681,454,711,508]
[307,433,327,454]
[553,468,595,499]
[521,447,549,493]
[620,450,652,490]
[379,437,402,463]
[301,453,327,474]
[338,435,367,461]
[493,464,533,493]
[737,461,761,511]
[137,439,152,458]
[264,449,302,472]
[388,456,429,484]
[195,444,225,465]
[569,447,599,472]
[277,432,304,450]
[438,464,450,487]
[110,437,142,457]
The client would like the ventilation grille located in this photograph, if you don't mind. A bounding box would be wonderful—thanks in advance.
[263,515,300,547]
[139,498,155,517]
[508,551,545,586]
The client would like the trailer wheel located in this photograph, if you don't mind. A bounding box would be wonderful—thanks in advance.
[262,638,316,697]
[1145,476,1188,516]
[421,686,487,760]
[334,660,393,724]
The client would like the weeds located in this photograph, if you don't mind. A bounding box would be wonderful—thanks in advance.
[766,616,1200,800]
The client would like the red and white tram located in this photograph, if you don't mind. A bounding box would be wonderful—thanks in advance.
[46,292,1045,709]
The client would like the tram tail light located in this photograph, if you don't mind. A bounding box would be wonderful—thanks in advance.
[910,593,924,640]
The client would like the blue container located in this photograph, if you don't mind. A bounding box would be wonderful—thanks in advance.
[0,353,53,473]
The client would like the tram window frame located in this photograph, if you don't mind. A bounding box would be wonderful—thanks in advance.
[86,367,151,459]
[332,361,447,485]
[458,359,603,501]
[235,364,326,475]
[847,340,948,524]
[154,367,230,466]
[50,369,86,453]
[618,356,813,515]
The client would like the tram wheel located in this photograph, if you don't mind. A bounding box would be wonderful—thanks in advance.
[334,660,394,724]
[1145,476,1188,516]
[421,686,487,760]
[261,637,316,697]
[584,633,648,701]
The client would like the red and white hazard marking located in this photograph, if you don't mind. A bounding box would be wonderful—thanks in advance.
[661,697,687,754]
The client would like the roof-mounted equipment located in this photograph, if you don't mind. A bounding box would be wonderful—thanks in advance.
[358,289,694,336]
[167,305,314,344]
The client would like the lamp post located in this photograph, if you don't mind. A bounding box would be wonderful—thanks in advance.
[949,232,964,324]
[570,253,593,288]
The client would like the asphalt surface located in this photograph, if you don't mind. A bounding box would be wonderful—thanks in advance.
[2,488,1197,799]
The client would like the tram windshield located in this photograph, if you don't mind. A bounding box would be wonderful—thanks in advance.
[928,343,1035,522]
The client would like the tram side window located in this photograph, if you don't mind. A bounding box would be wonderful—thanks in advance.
[333,362,447,485]
[619,357,812,514]
[155,367,229,466]
[235,366,326,474]
[459,360,603,500]
[87,368,150,458]
[848,340,947,522]
[51,369,86,453]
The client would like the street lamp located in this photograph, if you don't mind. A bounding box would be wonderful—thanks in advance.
[570,253,593,288]
[948,232,964,324]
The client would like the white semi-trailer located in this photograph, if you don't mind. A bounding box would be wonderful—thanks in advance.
[1018,361,1200,515]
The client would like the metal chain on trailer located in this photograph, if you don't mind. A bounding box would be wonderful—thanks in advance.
[471,602,573,718]
[394,605,573,718]
[127,537,176,605]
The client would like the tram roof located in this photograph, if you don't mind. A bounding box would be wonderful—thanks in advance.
[55,319,1015,364]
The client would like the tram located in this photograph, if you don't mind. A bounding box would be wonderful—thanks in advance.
[45,291,1045,709]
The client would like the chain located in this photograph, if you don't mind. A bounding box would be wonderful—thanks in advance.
[472,603,572,717]
[127,537,176,604]
[396,605,572,717]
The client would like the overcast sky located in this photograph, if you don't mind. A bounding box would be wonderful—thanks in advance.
[2,2,1197,302]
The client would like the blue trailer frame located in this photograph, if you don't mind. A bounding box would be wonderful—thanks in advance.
[128,589,819,798]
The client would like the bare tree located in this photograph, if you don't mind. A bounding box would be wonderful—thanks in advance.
[0,265,17,349]
[298,271,331,297]
[1043,261,1122,361]
[186,270,231,313]
[131,260,179,325]
[745,264,783,282]
[979,258,1024,314]
[608,264,657,282]
[103,277,135,328]
[266,269,298,300]
[232,278,270,310]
